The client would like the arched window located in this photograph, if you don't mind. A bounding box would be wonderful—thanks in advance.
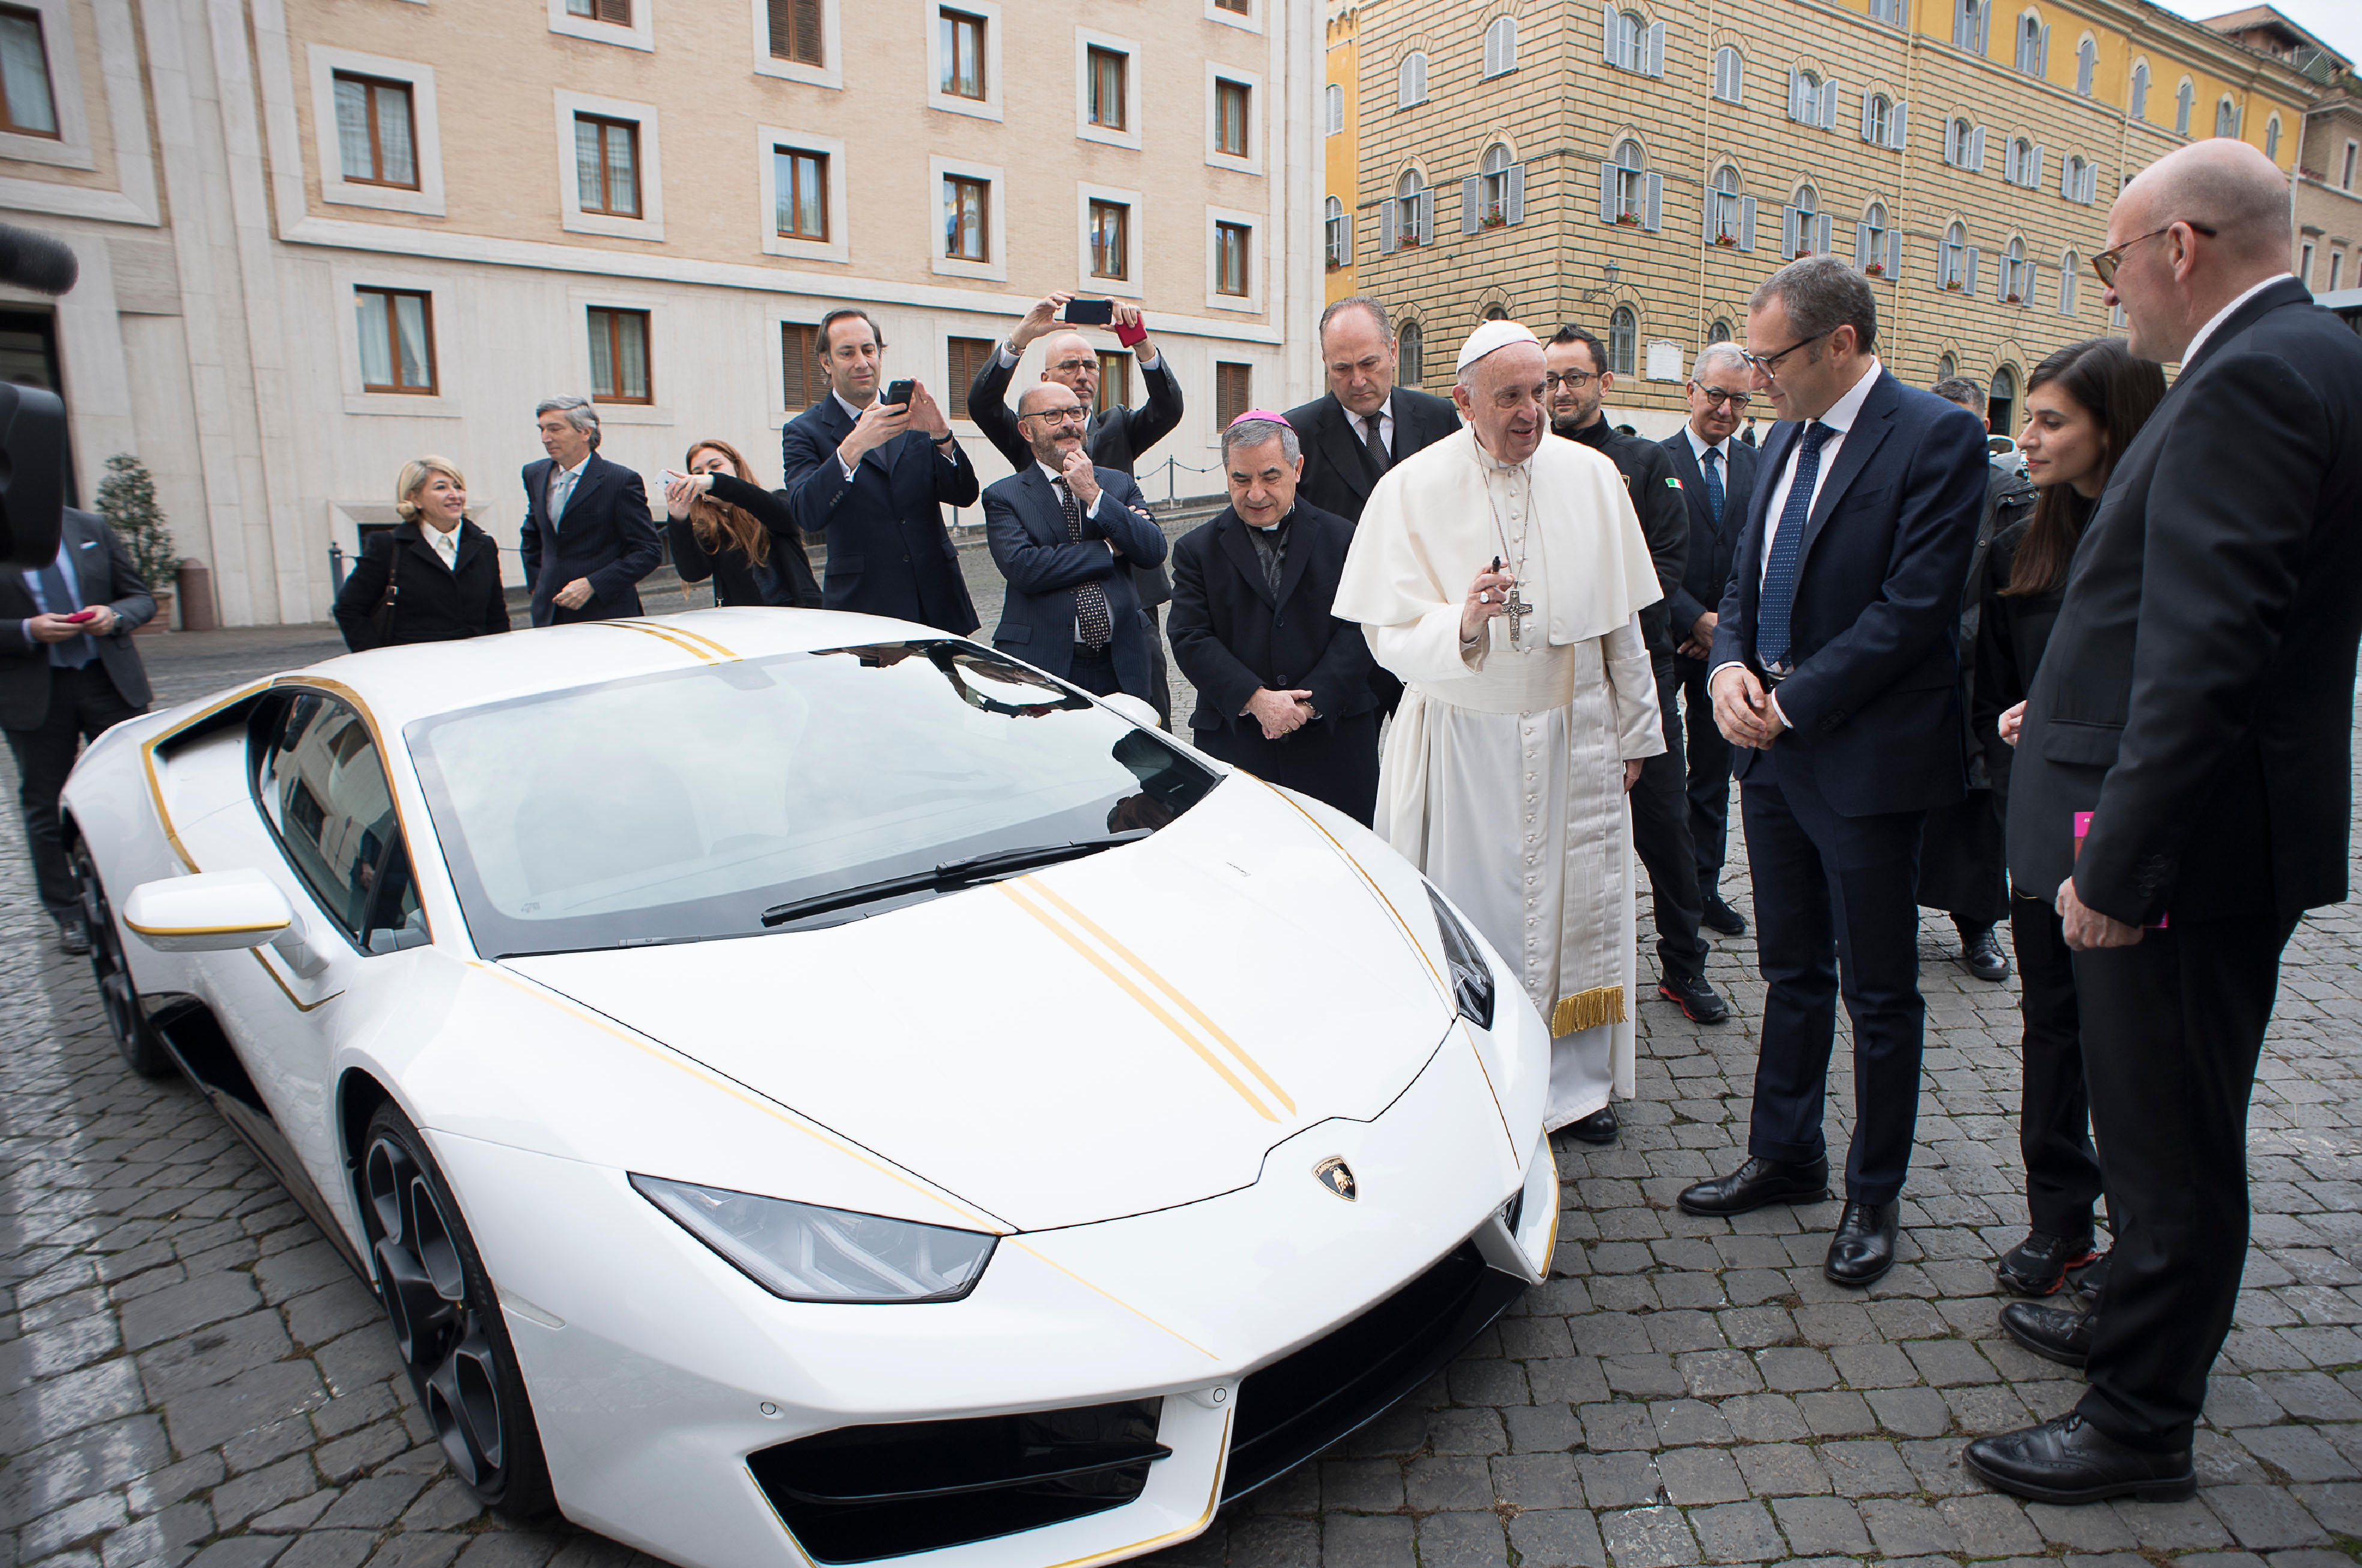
[1397,51,1428,109]
[1953,0,1985,52]
[2174,78,2193,137]
[2065,153,2086,201]
[1937,351,1957,381]
[1989,365,2018,434]
[1483,303,1510,321]
[1868,94,1894,148]
[2265,115,2281,159]
[2130,61,2150,121]
[1860,201,1890,274]
[1942,220,1967,288]
[1324,195,1348,269]
[1398,321,1424,386]
[1478,141,1516,226]
[1707,319,1734,345]
[1609,307,1637,377]
[2009,136,2034,184]
[1949,117,1976,166]
[2075,35,2095,95]
[1395,169,1427,246]
[1484,14,1518,77]
[1611,138,1646,224]
[1787,183,1822,260]
[1608,10,1644,72]
[2214,98,2237,139]
[2015,12,2045,75]
[1325,83,1343,135]
[2059,252,2079,315]
[1713,45,1744,103]
[1708,165,1745,246]
[2003,237,2027,301]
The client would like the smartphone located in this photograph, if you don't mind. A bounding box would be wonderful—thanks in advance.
[1062,298,1115,326]
[882,378,915,408]
[63,609,97,623]
[658,469,688,485]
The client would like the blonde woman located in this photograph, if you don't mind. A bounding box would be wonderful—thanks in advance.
[334,456,512,651]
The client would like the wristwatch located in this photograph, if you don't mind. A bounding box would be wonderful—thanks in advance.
[932,432,956,448]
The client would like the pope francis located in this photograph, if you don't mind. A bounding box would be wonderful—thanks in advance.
[1334,320,1665,1142]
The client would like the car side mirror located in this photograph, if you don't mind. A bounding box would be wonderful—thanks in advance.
[1097,693,1160,730]
[123,870,293,952]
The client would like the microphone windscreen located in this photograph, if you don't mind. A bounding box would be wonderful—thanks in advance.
[0,223,77,295]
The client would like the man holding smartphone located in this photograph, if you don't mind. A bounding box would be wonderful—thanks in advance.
[1,507,154,953]
[968,291,1182,721]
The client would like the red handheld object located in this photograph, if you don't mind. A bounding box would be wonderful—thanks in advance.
[1113,318,1147,349]
[63,609,97,623]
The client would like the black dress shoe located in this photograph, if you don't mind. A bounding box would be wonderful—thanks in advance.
[1959,925,2011,982]
[1564,1106,1618,1145]
[1825,1200,1900,1287]
[1658,973,1731,1024]
[57,913,91,955]
[1677,1155,1829,1216]
[1962,1412,2194,1504]
[1995,1230,2101,1296]
[2000,1300,2092,1367]
[1700,894,1747,936]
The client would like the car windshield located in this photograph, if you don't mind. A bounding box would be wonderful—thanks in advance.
[407,642,1218,957]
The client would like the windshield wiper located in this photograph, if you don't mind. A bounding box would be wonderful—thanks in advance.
[759,831,1149,928]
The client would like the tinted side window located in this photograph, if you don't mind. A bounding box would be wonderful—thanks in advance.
[254,692,424,951]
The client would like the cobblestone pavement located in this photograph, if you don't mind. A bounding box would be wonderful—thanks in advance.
[5,631,2360,1568]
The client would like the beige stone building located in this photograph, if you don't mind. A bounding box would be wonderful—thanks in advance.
[1350,0,2316,438]
[2200,8,2355,297]
[0,0,1322,628]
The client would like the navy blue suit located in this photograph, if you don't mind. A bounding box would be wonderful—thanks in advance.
[1707,368,1988,1204]
[518,452,662,628]
[782,398,982,634]
[982,465,1165,701]
[1661,431,1756,892]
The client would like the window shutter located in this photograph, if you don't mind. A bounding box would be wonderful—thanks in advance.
[1821,80,1841,130]
[1965,247,1980,294]
[1896,0,1910,29]
[2024,262,2040,306]
[1504,19,1519,73]
[1507,162,1525,225]
[1781,205,1799,259]
[1380,199,1398,254]
[1886,230,1902,277]
[1970,126,1987,170]
[1787,68,1803,121]
[1890,101,1908,148]
[1975,0,1990,52]
[2029,145,2043,190]
[1933,238,1945,289]
[1599,162,1618,224]
[2081,163,2097,204]
[1644,22,1665,77]
[2038,23,2050,77]
[1644,172,1663,231]
[597,0,629,22]
[1484,24,1498,76]
[1860,91,1875,141]
[1418,189,1433,245]
[1462,175,1481,234]
[1602,3,1618,65]
[1738,196,1756,251]
[1816,213,1833,255]
[1854,222,1869,267]
[782,323,815,410]
[2060,157,2072,198]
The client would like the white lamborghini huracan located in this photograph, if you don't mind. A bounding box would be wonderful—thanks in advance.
[61,608,1558,1568]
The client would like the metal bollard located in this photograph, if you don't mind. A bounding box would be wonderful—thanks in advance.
[329,541,346,593]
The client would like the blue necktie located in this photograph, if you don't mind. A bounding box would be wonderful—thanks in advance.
[35,557,93,669]
[1701,447,1725,531]
[1756,422,1832,671]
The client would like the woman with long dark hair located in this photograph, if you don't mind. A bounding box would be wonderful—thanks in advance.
[1978,338,2167,1298]
[661,438,822,608]
[333,456,511,651]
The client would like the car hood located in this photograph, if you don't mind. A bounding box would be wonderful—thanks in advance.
[503,778,1458,1231]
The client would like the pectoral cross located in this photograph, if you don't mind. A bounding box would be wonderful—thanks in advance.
[1502,581,1534,651]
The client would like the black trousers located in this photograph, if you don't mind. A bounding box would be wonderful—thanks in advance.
[1627,661,1709,985]
[5,664,147,919]
[1192,713,1380,828]
[1740,745,1928,1205]
[1917,787,2008,928]
[1675,655,1734,892]
[2009,889,2104,1237]
[1065,643,1121,698]
[2073,914,2297,1453]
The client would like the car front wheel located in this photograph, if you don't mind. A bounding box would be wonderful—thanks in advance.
[359,1101,555,1519]
[73,841,174,1078]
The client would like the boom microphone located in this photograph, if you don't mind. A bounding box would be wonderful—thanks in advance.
[0,222,77,295]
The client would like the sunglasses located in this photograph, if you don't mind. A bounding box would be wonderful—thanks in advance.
[2090,221,2217,285]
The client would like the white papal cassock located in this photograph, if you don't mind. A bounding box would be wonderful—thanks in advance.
[1335,425,1665,1131]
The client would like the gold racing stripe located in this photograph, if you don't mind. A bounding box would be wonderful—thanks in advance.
[1022,880,1295,1117]
[997,880,1281,1123]
[628,619,739,660]
[587,621,718,663]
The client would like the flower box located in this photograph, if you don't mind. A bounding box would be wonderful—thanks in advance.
[1480,213,1507,229]
[1713,235,1737,247]
[1945,280,1964,291]
[2004,292,2023,303]
[1864,264,1886,277]
[1615,213,1640,226]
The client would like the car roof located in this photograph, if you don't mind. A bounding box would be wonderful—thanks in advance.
[277,610,953,737]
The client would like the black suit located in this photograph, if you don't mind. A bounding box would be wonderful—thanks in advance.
[1662,429,1757,894]
[1708,369,1988,1205]
[518,452,662,628]
[982,465,1165,701]
[666,473,822,608]
[1,509,154,920]
[1281,387,1460,524]
[782,397,981,634]
[2008,279,2362,1453]
[333,521,511,652]
[1167,502,1379,825]
[968,346,1182,720]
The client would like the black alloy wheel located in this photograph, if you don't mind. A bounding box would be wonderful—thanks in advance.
[359,1101,554,1518]
[72,842,174,1077]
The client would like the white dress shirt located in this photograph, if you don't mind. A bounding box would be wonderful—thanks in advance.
[422,522,461,571]
[1683,424,1731,470]
[2178,273,2288,370]
[545,454,590,524]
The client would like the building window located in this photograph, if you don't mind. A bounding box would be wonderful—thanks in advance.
[2001,237,2027,301]
[1989,366,2017,434]
[1707,319,1733,344]
[2214,98,2236,139]
[2130,62,2149,121]
[1606,9,1639,70]
[0,7,55,137]
[1215,361,1250,428]
[587,307,651,404]
[1397,50,1427,108]
[1215,78,1249,158]
[1087,46,1126,130]
[1708,165,1750,249]
[2075,35,2095,95]
[1713,46,1743,103]
[940,8,986,100]
[574,114,640,217]
[1093,351,1131,417]
[1474,141,1520,228]
[334,74,417,188]
[1089,198,1128,279]
[1325,195,1348,269]
[944,174,989,260]
[1859,201,1889,274]
[355,288,434,394]
[1325,82,1343,135]
[1937,352,1957,380]
[768,0,822,64]
[1398,321,1424,385]
[2173,79,2192,136]
[2008,136,2036,186]
[1215,220,1250,295]
[1941,220,1967,288]
[566,0,630,20]
[1484,15,1517,77]
[1608,307,1636,377]
[1790,68,1831,129]
[782,321,817,410]
[946,335,995,420]
[2300,240,2314,286]
[1866,94,1893,148]
[1947,117,1984,169]
[774,146,827,240]
[2014,13,2045,77]
[1609,139,1645,225]
[2332,252,2344,291]
[2059,253,2078,314]
[1952,0,1987,52]
[1868,0,1902,25]
[1392,169,1427,247]
[2265,116,2280,160]
[1787,183,1822,258]
[2345,142,2357,190]
[1213,0,1249,11]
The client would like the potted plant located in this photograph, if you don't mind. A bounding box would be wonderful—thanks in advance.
[1713,234,1737,247]
[1480,211,1507,230]
[1615,212,1641,226]
[95,453,176,634]
[1865,262,1886,276]
[2005,291,2023,303]
[1945,279,1964,291]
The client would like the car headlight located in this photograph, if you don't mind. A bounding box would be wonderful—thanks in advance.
[1425,885,1496,1032]
[631,1175,997,1304]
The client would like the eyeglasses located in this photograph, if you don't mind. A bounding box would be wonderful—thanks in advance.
[1544,371,1595,392]
[1690,385,1752,410]
[2089,221,2217,285]
[1048,358,1099,375]
[1738,330,1832,377]
[1022,407,1089,426]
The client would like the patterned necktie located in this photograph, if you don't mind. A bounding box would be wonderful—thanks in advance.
[1363,413,1390,474]
[36,557,92,669]
[1057,479,1113,648]
[1756,422,1832,671]
[548,468,576,529]
[1702,447,1726,531]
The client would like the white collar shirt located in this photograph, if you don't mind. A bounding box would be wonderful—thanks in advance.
[422,523,461,571]
[1684,424,1732,469]
[547,453,590,523]
[2178,273,2288,371]
[1755,356,1883,583]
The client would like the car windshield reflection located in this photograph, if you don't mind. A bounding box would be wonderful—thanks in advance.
[407,642,1215,957]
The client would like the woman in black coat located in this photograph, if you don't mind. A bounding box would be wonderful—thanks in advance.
[662,438,822,608]
[333,456,511,652]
